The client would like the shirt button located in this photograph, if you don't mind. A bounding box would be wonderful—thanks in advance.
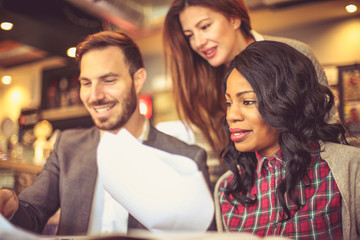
[273,222,278,228]
[270,159,276,165]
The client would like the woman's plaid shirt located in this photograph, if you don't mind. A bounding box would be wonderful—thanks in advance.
[217,150,342,240]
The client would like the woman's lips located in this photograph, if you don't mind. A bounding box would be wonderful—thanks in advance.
[229,128,251,142]
[202,46,217,59]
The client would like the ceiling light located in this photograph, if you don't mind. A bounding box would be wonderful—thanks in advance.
[67,47,76,58]
[1,75,12,85]
[346,4,358,13]
[1,22,13,31]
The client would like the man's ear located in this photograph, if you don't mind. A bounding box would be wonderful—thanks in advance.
[133,68,146,94]
[230,17,241,30]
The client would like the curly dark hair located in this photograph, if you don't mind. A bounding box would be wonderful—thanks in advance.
[220,40,349,221]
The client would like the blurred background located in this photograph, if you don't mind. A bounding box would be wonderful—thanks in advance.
[0,0,360,190]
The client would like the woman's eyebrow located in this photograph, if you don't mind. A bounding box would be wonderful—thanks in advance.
[225,90,255,98]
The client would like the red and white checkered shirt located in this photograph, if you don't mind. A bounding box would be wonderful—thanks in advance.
[217,150,342,240]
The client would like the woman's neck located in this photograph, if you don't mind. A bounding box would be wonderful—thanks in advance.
[225,31,255,68]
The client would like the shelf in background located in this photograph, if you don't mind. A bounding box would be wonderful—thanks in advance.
[41,105,89,121]
[0,160,42,175]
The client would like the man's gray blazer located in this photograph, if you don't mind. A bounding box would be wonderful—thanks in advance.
[11,125,211,235]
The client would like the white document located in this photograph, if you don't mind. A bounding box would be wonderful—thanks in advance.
[97,128,214,232]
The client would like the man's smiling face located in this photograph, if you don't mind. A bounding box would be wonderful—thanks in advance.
[79,46,137,132]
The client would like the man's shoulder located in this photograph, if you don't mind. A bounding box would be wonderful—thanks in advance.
[56,126,99,146]
[146,125,205,159]
[59,126,97,135]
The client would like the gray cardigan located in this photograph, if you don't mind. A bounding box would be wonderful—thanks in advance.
[214,142,360,240]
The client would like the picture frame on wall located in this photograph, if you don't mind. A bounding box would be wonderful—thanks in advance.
[40,64,93,130]
[338,64,360,134]
[41,64,82,112]
[324,66,340,120]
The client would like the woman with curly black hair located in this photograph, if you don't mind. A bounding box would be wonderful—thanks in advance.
[215,40,360,240]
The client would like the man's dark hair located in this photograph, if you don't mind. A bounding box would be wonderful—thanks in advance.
[76,31,144,77]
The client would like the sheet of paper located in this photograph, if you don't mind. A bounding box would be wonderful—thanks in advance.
[97,128,214,232]
[0,213,288,240]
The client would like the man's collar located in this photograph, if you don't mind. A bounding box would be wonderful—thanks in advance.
[138,117,150,142]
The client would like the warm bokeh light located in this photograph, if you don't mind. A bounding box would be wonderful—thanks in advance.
[1,75,12,85]
[1,22,13,30]
[67,47,76,58]
[346,4,358,13]
[10,89,21,102]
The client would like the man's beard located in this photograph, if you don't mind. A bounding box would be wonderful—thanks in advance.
[94,82,137,131]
